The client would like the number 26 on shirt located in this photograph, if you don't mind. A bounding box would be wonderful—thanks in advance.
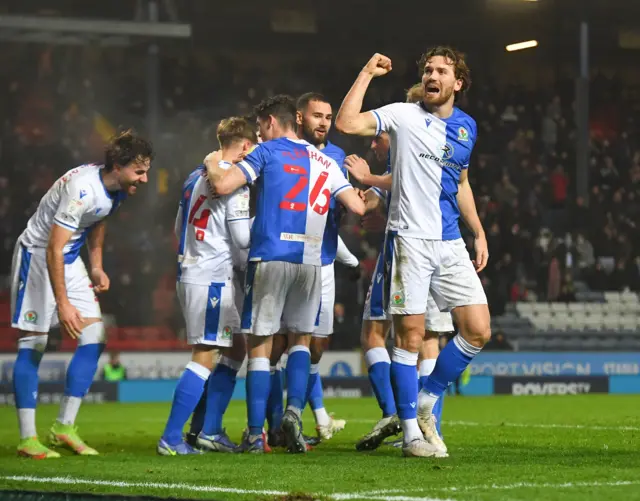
[279,164,330,215]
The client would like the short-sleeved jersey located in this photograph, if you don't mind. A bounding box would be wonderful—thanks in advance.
[372,103,477,240]
[19,164,125,264]
[319,141,348,266]
[237,138,352,265]
[176,163,250,285]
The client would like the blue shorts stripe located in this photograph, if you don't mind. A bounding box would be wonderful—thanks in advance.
[241,262,257,330]
[314,298,322,327]
[204,283,225,342]
[369,247,386,318]
[382,231,397,312]
[12,245,32,325]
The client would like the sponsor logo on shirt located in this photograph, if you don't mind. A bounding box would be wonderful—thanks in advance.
[209,297,219,309]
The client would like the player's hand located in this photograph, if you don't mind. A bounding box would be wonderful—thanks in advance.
[344,155,371,184]
[91,267,110,294]
[204,150,222,167]
[58,303,84,339]
[473,234,489,273]
[362,53,392,78]
[354,188,367,202]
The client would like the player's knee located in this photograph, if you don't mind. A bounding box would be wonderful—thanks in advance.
[394,327,423,353]
[464,322,491,348]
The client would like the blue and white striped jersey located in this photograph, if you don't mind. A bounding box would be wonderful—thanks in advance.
[372,103,477,240]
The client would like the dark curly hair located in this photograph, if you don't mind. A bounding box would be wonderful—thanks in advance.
[104,129,154,172]
[418,46,472,94]
[253,95,297,130]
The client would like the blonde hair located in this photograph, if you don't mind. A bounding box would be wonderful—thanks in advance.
[406,83,424,104]
[217,117,257,148]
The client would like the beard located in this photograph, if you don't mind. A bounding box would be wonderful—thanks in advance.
[423,84,455,107]
[301,123,327,147]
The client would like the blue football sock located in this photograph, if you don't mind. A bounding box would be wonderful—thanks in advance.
[189,383,207,436]
[285,346,310,411]
[247,357,270,436]
[306,364,324,410]
[13,337,47,410]
[266,366,284,432]
[365,347,396,417]
[203,356,240,436]
[65,343,105,398]
[423,334,481,398]
[390,348,419,420]
[162,362,210,445]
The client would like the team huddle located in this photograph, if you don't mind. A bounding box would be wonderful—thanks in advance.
[9,46,491,460]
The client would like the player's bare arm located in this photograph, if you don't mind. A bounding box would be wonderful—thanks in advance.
[204,151,247,196]
[46,225,84,338]
[457,169,488,272]
[335,54,392,136]
[363,189,382,212]
[344,155,392,192]
[87,221,110,294]
[336,188,366,216]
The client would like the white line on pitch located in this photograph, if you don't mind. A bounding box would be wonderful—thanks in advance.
[350,479,640,497]
[0,476,453,501]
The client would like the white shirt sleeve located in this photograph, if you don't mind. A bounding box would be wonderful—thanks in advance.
[53,180,93,231]
[371,102,405,136]
[328,161,352,198]
[335,235,359,268]
[226,186,250,222]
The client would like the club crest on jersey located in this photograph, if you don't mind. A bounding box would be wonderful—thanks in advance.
[458,127,469,141]
[24,311,38,324]
[221,326,232,340]
[209,297,219,309]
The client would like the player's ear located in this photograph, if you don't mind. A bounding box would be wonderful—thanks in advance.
[454,79,463,93]
[296,110,303,126]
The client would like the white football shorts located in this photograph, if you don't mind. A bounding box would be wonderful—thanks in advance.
[363,241,387,322]
[177,280,239,347]
[241,261,321,337]
[313,263,336,337]
[386,234,487,316]
[11,242,101,333]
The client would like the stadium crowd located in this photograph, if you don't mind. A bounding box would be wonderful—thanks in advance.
[2,46,640,345]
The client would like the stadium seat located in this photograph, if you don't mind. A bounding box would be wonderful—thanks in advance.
[583,316,604,331]
[567,302,587,314]
[515,302,534,317]
[604,291,622,303]
[550,302,568,314]
[531,303,551,315]
[621,291,639,303]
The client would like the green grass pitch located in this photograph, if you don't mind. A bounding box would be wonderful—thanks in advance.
[0,395,639,501]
